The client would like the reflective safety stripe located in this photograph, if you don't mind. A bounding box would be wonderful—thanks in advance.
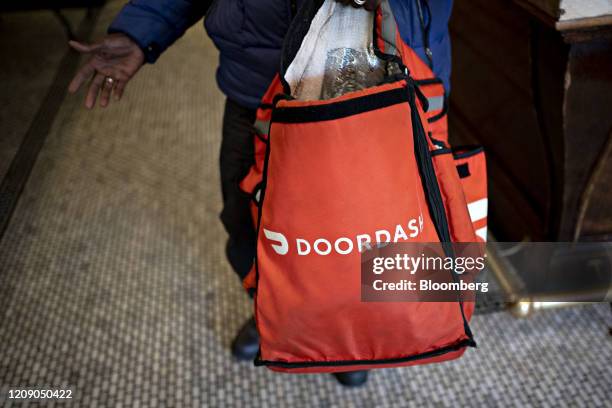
[467,198,488,222]
[427,96,444,112]
[254,119,270,136]
[380,0,398,56]
[475,226,488,242]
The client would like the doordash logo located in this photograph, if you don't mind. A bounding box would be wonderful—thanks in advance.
[263,216,424,256]
[263,229,289,255]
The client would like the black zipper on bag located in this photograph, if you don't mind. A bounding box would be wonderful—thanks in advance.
[250,101,277,365]
[253,124,274,294]
[407,81,450,244]
[406,80,476,346]
[256,338,474,368]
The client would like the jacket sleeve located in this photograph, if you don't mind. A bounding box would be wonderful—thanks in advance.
[108,0,213,63]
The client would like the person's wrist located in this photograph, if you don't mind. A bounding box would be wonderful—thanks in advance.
[106,29,154,64]
[140,42,160,64]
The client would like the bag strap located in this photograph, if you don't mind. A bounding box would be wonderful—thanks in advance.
[374,0,400,60]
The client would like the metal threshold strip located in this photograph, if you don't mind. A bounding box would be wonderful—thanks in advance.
[485,235,609,317]
[0,7,101,242]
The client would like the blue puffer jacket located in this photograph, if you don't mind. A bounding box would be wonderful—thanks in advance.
[109,0,453,109]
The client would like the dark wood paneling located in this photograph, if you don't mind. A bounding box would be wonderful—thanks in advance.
[449,0,612,241]
[449,0,554,239]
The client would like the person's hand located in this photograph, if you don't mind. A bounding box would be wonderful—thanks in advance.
[336,0,381,11]
[68,33,145,109]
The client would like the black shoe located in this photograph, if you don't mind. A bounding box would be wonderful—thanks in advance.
[333,370,369,387]
[231,317,259,361]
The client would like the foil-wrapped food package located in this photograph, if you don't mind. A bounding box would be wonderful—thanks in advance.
[320,46,386,100]
[286,1,389,101]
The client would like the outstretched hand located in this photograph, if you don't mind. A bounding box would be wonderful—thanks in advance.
[335,0,381,11]
[68,33,145,109]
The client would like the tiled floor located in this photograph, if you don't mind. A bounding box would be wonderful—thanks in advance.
[0,2,611,406]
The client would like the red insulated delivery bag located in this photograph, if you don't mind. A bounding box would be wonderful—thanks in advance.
[239,0,487,373]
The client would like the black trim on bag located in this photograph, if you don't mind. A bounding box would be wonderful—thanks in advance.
[453,147,484,180]
[408,82,451,245]
[255,131,268,144]
[457,163,471,179]
[272,85,409,124]
[273,93,294,106]
[412,78,447,123]
[452,146,484,160]
[406,80,476,344]
[427,94,448,123]
[371,10,408,74]
[255,338,475,368]
[428,133,448,149]
[414,78,443,87]
[251,182,263,207]
[431,148,452,156]
[252,102,277,296]
[412,78,448,123]
[251,95,279,365]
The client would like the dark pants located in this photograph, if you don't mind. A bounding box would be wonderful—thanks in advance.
[220,99,257,281]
